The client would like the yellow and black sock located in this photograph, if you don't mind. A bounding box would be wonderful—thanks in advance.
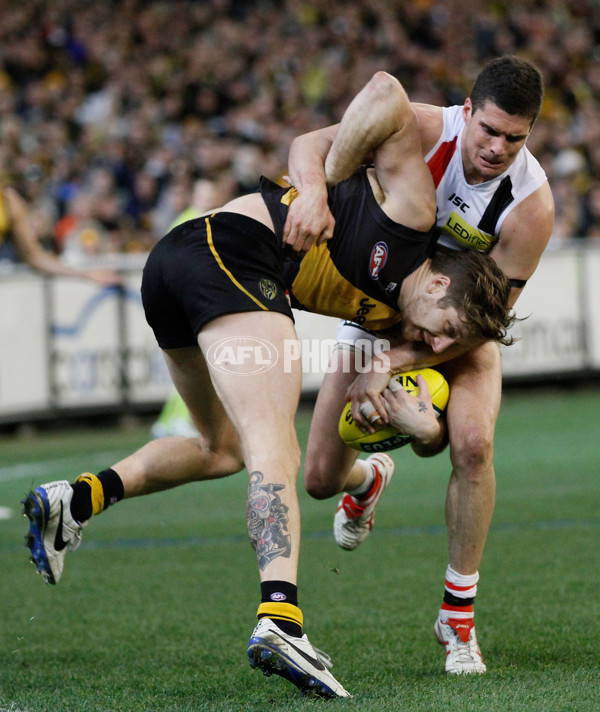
[258,581,303,637]
[70,469,124,524]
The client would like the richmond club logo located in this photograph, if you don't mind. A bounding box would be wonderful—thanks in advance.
[259,279,278,300]
[369,241,388,279]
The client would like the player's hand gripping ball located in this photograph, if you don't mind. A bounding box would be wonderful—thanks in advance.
[338,368,449,452]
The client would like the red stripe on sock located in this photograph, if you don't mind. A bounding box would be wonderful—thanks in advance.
[441,602,474,614]
[445,580,475,593]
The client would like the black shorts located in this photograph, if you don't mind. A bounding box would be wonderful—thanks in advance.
[141,212,293,349]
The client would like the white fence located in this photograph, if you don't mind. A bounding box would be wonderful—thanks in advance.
[1,244,599,423]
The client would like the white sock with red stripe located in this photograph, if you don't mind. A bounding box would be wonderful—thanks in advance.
[439,565,478,634]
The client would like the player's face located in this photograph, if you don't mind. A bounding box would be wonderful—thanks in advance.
[462,99,532,184]
[400,290,472,354]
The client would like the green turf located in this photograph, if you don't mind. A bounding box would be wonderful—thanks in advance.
[0,388,598,711]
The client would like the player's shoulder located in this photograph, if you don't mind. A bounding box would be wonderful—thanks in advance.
[499,180,554,245]
[498,145,550,224]
[411,103,446,154]
[511,179,554,217]
[510,146,553,212]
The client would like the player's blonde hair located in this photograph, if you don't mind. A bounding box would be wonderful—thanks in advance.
[431,249,515,346]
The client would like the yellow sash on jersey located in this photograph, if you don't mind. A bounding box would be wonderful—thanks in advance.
[291,243,401,331]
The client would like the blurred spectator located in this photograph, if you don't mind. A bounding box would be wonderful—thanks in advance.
[1,0,600,249]
[55,192,111,261]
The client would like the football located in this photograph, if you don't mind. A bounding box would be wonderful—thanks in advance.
[338,368,449,452]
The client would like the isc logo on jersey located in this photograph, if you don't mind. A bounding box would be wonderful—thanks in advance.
[338,368,449,452]
[369,241,388,279]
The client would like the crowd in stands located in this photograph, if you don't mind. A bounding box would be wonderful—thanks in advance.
[1,0,600,264]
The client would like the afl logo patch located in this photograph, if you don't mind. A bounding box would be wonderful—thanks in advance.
[270,592,287,601]
[369,242,388,279]
[259,278,278,300]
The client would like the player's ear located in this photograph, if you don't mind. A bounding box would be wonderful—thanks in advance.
[428,274,451,295]
[463,98,473,124]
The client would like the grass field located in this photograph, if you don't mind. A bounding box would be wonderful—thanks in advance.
[0,387,599,711]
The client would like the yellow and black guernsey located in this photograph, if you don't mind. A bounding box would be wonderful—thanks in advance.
[260,168,438,332]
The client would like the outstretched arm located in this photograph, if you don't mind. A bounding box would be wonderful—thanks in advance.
[5,186,122,286]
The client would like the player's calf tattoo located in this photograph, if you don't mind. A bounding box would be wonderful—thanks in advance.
[247,470,291,570]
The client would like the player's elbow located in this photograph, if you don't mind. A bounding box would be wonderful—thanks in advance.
[365,71,410,118]
[367,71,402,96]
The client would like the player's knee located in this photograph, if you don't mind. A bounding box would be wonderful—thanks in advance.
[305,477,339,500]
[304,461,339,500]
[198,436,245,477]
[449,425,494,478]
[218,451,246,475]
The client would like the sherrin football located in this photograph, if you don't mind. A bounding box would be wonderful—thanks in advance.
[338,368,449,452]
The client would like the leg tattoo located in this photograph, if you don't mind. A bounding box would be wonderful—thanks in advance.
[247,470,291,570]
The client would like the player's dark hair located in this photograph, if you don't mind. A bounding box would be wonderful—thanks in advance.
[470,55,544,126]
[430,249,515,346]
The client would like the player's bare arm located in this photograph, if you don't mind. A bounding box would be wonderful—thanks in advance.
[325,72,435,232]
[323,72,410,185]
[411,102,445,155]
[490,182,555,307]
[285,71,428,251]
[284,125,338,252]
